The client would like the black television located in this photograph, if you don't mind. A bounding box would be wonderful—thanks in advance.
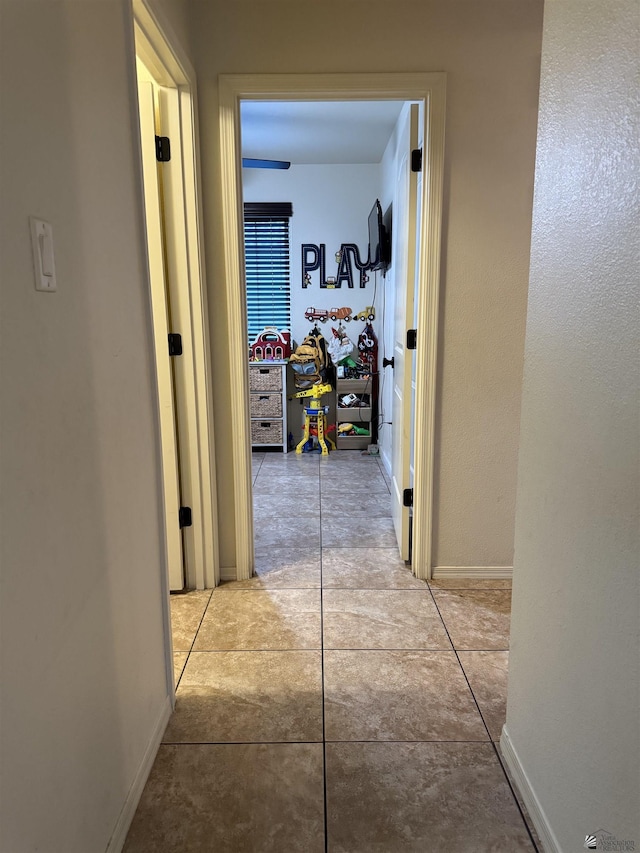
[367,199,390,271]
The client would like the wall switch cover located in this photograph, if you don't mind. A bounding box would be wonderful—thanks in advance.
[29,217,57,292]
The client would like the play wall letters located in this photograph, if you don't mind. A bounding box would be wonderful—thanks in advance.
[302,243,371,288]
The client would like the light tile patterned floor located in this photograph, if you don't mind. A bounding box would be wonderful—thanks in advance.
[124,451,537,853]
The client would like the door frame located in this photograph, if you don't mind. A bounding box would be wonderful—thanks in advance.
[218,73,445,581]
[132,0,219,593]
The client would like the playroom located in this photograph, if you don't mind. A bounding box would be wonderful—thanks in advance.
[242,98,424,561]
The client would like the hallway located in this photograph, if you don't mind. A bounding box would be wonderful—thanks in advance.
[124,451,537,852]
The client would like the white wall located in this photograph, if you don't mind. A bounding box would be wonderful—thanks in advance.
[0,1,176,849]
[243,163,380,345]
[503,2,640,850]
[190,0,543,570]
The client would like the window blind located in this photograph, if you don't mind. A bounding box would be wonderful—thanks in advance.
[244,203,292,343]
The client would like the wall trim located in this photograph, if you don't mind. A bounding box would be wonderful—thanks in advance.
[432,565,513,578]
[105,695,172,853]
[500,726,561,853]
[220,566,237,582]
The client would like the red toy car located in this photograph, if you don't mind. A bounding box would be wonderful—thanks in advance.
[305,307,329,322]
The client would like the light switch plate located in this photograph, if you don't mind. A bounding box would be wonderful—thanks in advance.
[29,216,57,292]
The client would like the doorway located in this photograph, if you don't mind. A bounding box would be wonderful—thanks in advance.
[133,1,219,596]
[219,73,446,582]
[241,98,416,564]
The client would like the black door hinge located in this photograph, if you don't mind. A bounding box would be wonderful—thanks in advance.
[155,135,171,162]
[179,506,192,529]
[406,329,417,350]
[411,148,423,172]
[383,357,394,369]
[168,333,183,356]
[403,488,414,508]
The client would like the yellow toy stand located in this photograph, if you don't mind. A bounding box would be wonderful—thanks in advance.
[291,383,336,456]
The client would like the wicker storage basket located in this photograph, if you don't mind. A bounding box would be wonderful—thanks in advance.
[251,420,283,445]
[250,394,282,418]
[249,365,282,391]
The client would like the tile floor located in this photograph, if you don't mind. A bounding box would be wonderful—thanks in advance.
[124,451,537,853]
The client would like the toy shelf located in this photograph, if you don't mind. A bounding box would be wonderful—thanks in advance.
[336,376,374,450]
[337,407,372,424]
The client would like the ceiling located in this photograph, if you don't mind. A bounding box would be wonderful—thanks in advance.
[240,100,406,166]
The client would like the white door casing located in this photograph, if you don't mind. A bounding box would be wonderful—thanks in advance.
[218,73,445,581]
[390,103,420,561]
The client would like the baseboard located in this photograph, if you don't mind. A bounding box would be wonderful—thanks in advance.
[432,565,513,579]
[500,726,561,853]
[220,565,237,582]
[106,694,173,853]
[379,447,391,476]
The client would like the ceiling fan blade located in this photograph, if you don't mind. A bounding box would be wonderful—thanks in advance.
[242,158,291,170]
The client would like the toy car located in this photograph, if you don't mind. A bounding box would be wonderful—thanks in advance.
[304,307,329,322]
[329,306,352,321]
[354,306,376,321]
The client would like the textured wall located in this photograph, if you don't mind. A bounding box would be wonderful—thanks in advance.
[0,1,172,849]
[190,0,544,570]
[505,1,640,849]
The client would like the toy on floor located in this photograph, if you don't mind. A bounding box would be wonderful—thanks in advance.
[291,383,336,455]
[338,422,370,437]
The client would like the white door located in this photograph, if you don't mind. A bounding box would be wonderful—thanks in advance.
[390,103,420,561]
[137,79,185,591]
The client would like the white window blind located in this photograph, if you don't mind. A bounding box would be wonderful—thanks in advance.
[244,202,292,342]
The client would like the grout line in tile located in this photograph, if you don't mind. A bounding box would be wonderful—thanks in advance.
[173,654,186,692]
[323,738,494,744]
[428,594,495,743]
[184,648,323,654]
[322,647,455,652]
[170,587,214,693]
[161,740,325,746]
[492,741,541,852]
[227,455,523,847]
[451,647,510,652]
[186,591,219,649]
[321,586,429,591]
[160,738,499,746]
[318,458,329,853]
[428,593,535,848]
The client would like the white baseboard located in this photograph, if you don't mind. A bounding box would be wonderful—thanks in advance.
[106,694,173,853]
[379,446,391,476]
[220,565,237,581]
[500,726,561,853]
[432,565,513,579]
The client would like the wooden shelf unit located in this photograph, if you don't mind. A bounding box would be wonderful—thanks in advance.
[336,376,375,450]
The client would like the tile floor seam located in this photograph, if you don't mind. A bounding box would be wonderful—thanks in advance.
[318,457,329,853]
[189,592,215,648]
[428,594,497,744]
[171,588,214,690]
[491,740,541,853]
[158,738,511,745]
[161,740,325,746]
[152,453,528,853]
[187,648,323,652]
[429,591,538,850]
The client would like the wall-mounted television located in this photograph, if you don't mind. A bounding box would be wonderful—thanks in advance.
[368,199,391,271]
